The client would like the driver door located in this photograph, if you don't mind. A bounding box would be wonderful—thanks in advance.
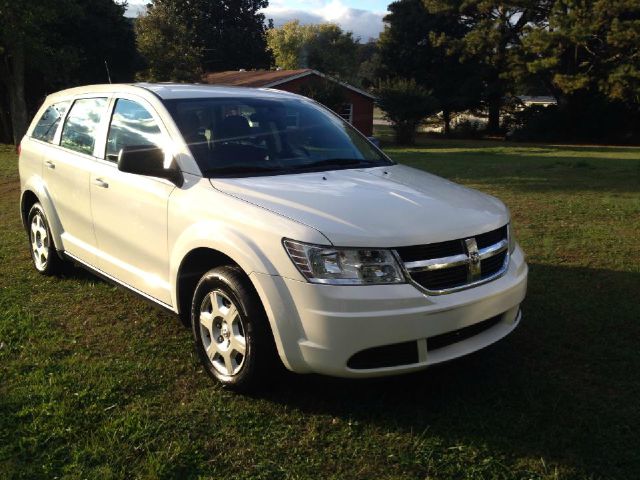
[90,96,175,306]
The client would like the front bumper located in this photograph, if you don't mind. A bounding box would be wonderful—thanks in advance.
[251,245,528,378]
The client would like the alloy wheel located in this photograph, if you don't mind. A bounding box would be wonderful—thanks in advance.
[199,290,247,376]
[30,211,49,271]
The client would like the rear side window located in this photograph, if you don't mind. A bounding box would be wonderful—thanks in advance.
[60,98,108,156]
[105,99,163,161]
[32,101,71,143]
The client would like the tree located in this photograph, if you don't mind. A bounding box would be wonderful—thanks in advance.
[136,3,202,82]
[299,80,347,112]
[378,0,483,135]
[266,21,359,80]
[521,0,640,105]
[376,78,439,144]
[503,0,640,142]
[355,41,381,89]
[0,0,57,144]
[136,0,272,81]
[266,21,316,70]
[0,0,136,144]
[425,0,549,133]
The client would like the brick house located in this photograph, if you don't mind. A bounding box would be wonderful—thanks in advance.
[201,69,375,136]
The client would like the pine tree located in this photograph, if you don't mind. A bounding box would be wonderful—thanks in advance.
[522,0,640,105]
[424,0,549,133]
[378,0,483,135]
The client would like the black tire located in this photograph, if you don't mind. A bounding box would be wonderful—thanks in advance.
[27,203,63,275]
[191,266,278,392]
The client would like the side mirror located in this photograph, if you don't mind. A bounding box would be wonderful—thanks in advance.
[117,145,183,186]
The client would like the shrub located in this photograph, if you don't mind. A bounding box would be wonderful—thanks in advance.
[509,99,640,143]
[375,78,438,144]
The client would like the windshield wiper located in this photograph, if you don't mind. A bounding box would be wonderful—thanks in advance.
[297,158,378,170]
[203,165,285,177]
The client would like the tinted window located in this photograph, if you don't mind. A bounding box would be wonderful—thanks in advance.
[32,101,71,143]
[106,99,163,161]
[164,97,391,177]
[60,98,108,155]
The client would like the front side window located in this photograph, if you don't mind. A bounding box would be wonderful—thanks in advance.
[106,99,163,161]
[32,101,71,143]
[164,96,391,177]
[60,98,108,155]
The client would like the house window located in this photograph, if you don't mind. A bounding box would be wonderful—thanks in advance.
[285,111,300,128]
[339,104,353,124]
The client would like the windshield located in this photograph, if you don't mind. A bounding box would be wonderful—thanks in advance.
[163,96,393,177]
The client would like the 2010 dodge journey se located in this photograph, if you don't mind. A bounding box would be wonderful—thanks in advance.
[19,83,528,390]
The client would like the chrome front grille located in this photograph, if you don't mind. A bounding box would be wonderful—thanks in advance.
[395,225,509,294]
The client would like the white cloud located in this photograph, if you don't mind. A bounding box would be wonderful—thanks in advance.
[263,0,385,41]
[125,0,385,41]
[124,0,147,17]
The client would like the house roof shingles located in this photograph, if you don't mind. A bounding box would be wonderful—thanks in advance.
[201,69,312,88]
[201,69,376,100]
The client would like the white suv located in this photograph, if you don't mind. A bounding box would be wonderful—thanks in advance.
[19,84,528,390]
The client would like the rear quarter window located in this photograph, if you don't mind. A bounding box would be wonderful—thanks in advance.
[60,98,109,156]
[31,101,71,143]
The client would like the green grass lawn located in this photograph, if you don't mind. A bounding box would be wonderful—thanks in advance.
[1,139,639,479]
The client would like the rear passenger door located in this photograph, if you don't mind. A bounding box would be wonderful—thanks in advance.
[43,96,109,264]
[90,96,175,305]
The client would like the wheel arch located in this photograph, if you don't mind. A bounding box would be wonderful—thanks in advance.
[175,247,243,323]
[20,190,39,229]
[172,239,300,371]
[19,184,64,252]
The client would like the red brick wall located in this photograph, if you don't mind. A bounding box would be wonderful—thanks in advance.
[272,75,374,137]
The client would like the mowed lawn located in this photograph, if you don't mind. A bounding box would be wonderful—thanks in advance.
[1,138,639,480]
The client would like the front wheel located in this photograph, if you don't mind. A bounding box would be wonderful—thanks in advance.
[191,266,278,392]
[27,203,63,275]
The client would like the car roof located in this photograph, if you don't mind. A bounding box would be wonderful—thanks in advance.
[45,83,299,102]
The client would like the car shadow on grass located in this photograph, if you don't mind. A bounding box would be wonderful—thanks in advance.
[257,263,640,478]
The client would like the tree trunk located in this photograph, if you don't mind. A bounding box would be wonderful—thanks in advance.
[394,123,415,145]
[443,109,451,136]
[487,97,501,134]
[2,44,29,145]
[0,85,12,143]
[0,107,11,144]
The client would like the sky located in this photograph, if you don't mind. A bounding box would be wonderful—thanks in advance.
[125,0,389,41]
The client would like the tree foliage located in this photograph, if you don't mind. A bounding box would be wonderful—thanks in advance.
[136,0,272,81]
[375,78,439,144]
[266,21,359,79]
[423,0,549,133]
[135,3,202,82]
[0,0,136,143]
[298,81,348,112]
[378,0,640,141]
[378,0,483,134]
[520,0,640,104]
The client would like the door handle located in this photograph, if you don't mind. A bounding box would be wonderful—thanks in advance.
[45,160,55,169]
[93,178,109,188]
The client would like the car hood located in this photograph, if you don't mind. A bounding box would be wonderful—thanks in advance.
[210,164,509,247]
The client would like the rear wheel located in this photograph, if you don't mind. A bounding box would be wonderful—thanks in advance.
[191,266,278,391]
[27,203,63,275]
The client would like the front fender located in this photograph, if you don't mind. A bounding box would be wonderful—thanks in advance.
[168,220,323,372]
[169,220,283,302]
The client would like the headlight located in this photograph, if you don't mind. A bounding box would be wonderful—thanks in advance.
[508,222,517,253]
[283,239,405,285]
